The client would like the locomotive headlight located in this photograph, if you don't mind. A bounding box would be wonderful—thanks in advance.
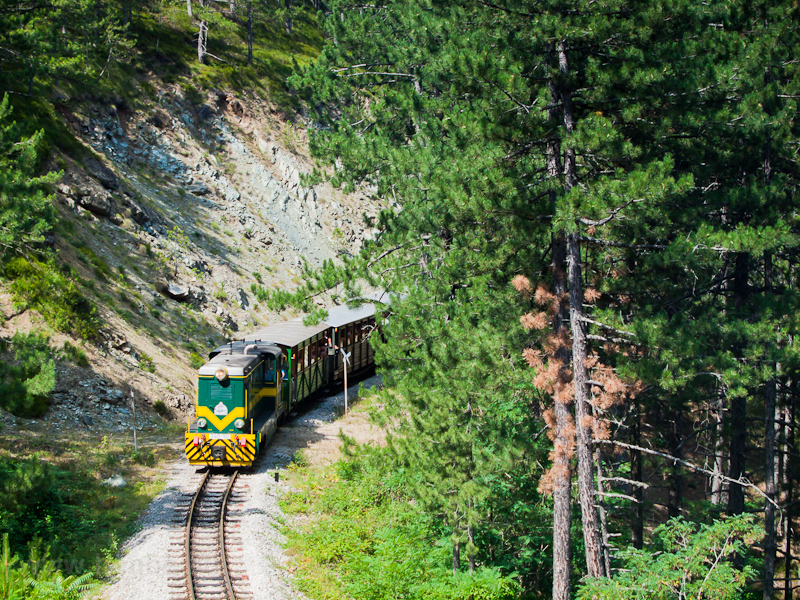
[215,368,228,382]
[234,418,245,430]
[197,418,207,429]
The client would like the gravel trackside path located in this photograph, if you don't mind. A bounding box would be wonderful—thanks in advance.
[102,374,383,600]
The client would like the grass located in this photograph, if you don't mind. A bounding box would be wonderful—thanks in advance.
[0,432,177,578]
[129,3,322,112]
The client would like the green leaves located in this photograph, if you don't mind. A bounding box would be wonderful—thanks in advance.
[0,332,56,419]
[577,515,762,600]
[0,95,58,260]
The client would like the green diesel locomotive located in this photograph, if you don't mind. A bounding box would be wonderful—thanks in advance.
[185,301,380,467]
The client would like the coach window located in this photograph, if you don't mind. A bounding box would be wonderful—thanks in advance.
[309,342,316,366]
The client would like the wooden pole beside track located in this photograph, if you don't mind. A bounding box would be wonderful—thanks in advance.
[131,391,138,452]
[341,349,351,416]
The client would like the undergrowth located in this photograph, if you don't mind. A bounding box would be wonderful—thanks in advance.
[282,437,519,600]
[0,435,171,582]
[4,258,99,340]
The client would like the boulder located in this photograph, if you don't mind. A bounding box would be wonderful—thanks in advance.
[161,282,190,301]
[78,191,112,217]
[84,157,120,190]
[103,474,127,488]
[187,182,210,196]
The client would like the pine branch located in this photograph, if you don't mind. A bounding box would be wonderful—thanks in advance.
[579,236,666,250]
[577,315,635,338]
[594,439,780,509]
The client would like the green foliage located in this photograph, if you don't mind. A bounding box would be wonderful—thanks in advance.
[152,400,171,419]
[284,444,520,600]
[0,333,56,418]
[29,571,100,600]
[138,353,156,373]
[4,259,99,340]
[130,449,155,467]
[57,342,89,368]
[0,95,58,260]
[188,352,205,369]
[291,449,309,468]
[577,516,762,600]
[249,282,269,303]
[0,458,55,514]
[0,438,167,578]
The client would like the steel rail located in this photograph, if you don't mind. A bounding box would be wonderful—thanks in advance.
[219,469,239,600]
[185,469,210,600]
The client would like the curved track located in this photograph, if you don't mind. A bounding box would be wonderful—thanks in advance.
[169,469,252,600]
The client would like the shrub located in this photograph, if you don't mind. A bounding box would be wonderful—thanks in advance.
[138,353,156,373]
[4,258,99,339]
[189,352,205,369]
[250,283,269,303]
[153,400,171,419]
[131,449,155,466]
[291,449,309,467]
[577,515,762,600]
[58,342,90,368]
[0,332,56,418]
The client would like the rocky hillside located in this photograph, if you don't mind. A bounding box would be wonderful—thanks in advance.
[0,85,382,435]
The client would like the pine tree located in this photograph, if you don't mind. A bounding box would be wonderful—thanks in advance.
[0,95,58,259]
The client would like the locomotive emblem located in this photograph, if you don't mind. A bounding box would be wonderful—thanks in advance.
[213,402,228,416]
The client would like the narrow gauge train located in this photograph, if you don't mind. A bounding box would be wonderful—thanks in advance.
[184,299,381,467]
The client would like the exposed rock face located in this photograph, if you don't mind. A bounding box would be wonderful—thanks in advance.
[84,157,120,190]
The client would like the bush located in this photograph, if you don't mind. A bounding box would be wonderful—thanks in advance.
[0,332,56,418]
[4,258,99,340]
[153,400,170,419]
[250,282,269,303]
[58,342,90,368]
[285,445,520,600]
[138,353,156,373]
[577,515,762,600]
[131,449,155,466]
[189,352,205,369]
[291,449,310,468]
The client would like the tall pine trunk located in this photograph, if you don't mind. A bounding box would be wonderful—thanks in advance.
[560,39,606,580]
[631,404,643,549]
[548,67,572,600]
[727,252,750,517]
[784,393,794,600]
[568,232,606,579]
[667,411,683,518]
[711,386,727,505]
[764,373,778,599]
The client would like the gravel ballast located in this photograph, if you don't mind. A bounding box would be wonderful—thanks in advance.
[103,374,382,600]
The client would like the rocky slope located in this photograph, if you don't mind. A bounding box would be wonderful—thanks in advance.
[0,85,382,434]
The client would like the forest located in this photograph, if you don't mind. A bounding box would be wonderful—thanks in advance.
[282,0,800,598]
[0,0,799,598]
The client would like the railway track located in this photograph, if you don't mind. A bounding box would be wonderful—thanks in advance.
[169,469,252,600]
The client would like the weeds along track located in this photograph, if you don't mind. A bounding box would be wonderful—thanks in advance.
[169,469,252,600]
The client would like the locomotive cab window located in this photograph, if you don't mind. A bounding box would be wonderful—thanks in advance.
[263,355,276,384]
[252,361,264,385]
